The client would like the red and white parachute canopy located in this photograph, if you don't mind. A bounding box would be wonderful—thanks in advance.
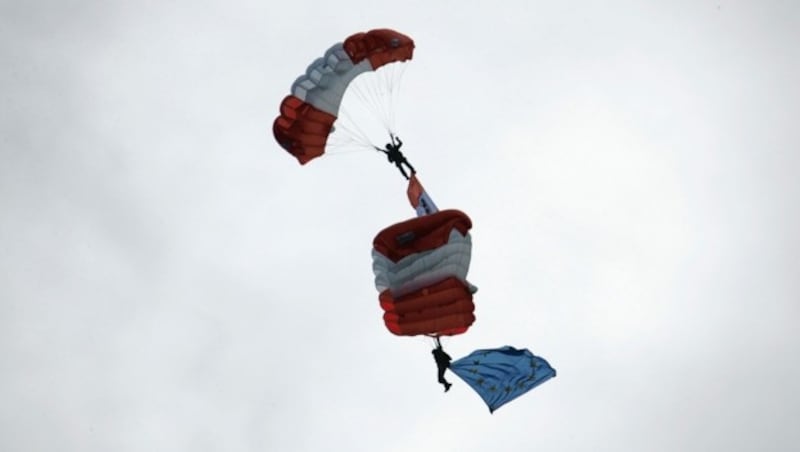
[371,209,477,337]
[273,29,414,164]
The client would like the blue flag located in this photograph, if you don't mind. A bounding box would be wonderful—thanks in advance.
[450,346,556,413]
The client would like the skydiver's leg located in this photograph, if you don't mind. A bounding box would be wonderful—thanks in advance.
[404,160,416,175]
[396,163,409,179]
[437,366,447,384]
[437,365,452,392]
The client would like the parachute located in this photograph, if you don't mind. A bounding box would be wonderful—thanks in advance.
[371,208,477,337]
[273,29,414,164]
[450,347,556,413]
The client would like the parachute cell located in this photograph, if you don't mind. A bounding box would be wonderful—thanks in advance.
[450,346,556,413]
[273,29,414,164]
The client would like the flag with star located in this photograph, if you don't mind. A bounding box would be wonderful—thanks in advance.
[450,346,556,413]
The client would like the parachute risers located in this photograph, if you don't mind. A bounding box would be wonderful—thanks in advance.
[273,29,415,164]
[371,209,476,337]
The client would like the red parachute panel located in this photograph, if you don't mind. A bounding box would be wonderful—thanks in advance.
[379,277,475,336]
[343,29,415,69]
[273,95,337,165]
[372,209,472,262]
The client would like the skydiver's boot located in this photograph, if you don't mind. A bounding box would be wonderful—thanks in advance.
[444,382,452,392]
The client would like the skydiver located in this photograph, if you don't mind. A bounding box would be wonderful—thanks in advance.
[376,133,416,179]
[431,337,453,392]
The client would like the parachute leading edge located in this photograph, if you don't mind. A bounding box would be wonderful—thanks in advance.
[450,346,556,413]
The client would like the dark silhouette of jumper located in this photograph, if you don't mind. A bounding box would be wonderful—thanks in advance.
[377,134,415,179]
[432,338,452,392]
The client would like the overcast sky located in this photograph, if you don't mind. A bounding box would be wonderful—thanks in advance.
[2,1,799,451]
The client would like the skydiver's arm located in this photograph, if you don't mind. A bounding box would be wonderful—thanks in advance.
[395,136,402,147]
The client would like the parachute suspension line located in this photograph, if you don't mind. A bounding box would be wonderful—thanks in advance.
[411,333,437,349]
[348,74,390,132]
[326,130,379,156]
[376,64,398,131]
[385,62,408,135]
[334,106,375,146]
[311,56,409,157]
[326,134,374,151]
[346,62,407,135]
[380,64,397,132]
[316,146,374,157]
[374,74,393,133]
